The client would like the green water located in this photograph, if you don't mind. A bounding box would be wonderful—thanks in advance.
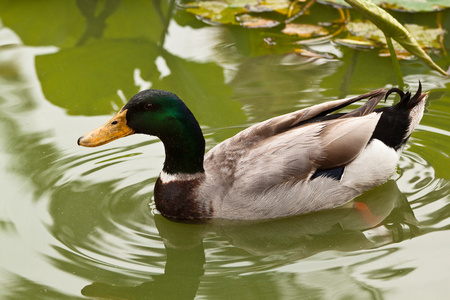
[0,1,449,299]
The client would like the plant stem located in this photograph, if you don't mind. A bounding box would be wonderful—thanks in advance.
[385,34,404,88]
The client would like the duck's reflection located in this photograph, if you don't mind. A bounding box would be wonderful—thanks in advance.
[81,180,420,299]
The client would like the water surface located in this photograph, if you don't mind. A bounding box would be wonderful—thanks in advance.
[0,1,449,299]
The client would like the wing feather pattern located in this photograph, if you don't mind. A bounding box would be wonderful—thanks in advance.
[316,114,382,169]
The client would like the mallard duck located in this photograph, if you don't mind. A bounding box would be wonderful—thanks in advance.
[78,83,428,220]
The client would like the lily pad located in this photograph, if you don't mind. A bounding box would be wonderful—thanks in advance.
[237,14,280,28]
[282,24,329,38]
[374,0,450,12]
[185,1,246,25]
[294,48,336,59]
[342,20,445,55]
[245,0,291,14]
[184,0,448,75]
[344,0,447,75]
[320,0,450,12]
[185,0,293,25]
[334,38,375,49]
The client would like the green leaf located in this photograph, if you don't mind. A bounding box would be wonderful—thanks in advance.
[237,14,280,28]
[321,0,450,12]
[185,0,291,25]
[282,24,329,38]
[245,0,291,14]
[373,0,449,12]
[185,1,246,25]
[344,0,447,75]
[343,20,445,53]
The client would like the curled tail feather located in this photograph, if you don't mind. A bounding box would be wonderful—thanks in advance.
[386,81,428,110]
[371,82,429,150]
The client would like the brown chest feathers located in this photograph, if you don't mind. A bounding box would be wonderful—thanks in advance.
[154,177,213,220]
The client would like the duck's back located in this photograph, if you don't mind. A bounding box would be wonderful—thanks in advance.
[203,117,381,219]
[199,86,428,220]
[201,90,393,219]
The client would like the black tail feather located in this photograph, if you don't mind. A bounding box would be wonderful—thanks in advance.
[407,81,424,108]
[372,81,427,150]
[385,81,423,110]
[384,87,405,101]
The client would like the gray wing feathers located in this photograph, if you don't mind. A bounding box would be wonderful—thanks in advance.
[204,112,381,206]
[228,113,382,193]
[338,90,386,119]
[205,89,386,166]
[317,114,382,169]
[226,88,386,147]
[202,90,386,217]
[232,124,324,193]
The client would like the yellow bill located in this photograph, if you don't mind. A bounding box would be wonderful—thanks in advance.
[78,109,135,147]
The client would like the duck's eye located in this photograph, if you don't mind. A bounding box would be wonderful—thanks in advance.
[144,103,158,111]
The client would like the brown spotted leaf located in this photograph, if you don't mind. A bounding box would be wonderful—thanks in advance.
[237,14,280,28]
[282,24,329,38]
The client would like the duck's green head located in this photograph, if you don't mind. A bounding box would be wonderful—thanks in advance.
[78,89,201,146]
[78,89,205,174]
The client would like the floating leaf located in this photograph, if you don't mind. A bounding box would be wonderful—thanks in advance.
[282,23,329,38]
[245,0,292,14]
[237,14,280,28]
[334,38,375,49]
[373,0,449,12]
[185,0,291,25]
[318,0,351,9]
[343,20,444,53]
[321,0,450,12]
[344,0,447,75]
[185,1,246,25]
[184,0,448,70]
[346,19,383,40]
[294,48,336,59]
[406,24,445,49]
[378,49,416,60]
